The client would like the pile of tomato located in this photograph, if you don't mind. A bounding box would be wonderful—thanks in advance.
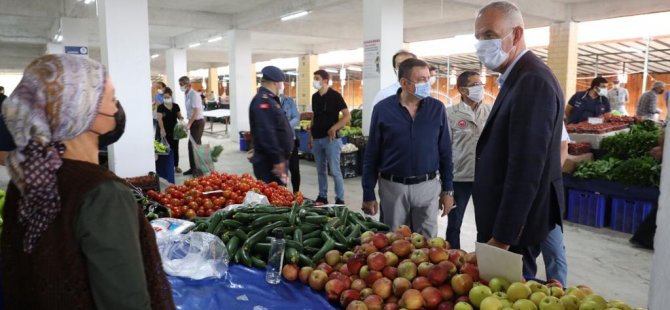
[146,172,303,219]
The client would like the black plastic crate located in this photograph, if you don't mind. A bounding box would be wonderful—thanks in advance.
[341,152,358,167]
[349,136,368,149]
[342,165,358,179]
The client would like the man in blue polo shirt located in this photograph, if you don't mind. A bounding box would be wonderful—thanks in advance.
[361,58,455,237]
[565,77,611,124]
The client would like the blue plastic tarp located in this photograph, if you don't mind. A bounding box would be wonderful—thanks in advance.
[169,264,338,310]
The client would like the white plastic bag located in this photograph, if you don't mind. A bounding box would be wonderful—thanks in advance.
[243,191,269,206]
[151,218,195,235]
[156,232,229,280]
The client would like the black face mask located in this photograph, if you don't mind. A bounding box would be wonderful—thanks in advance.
[93,100,126,147]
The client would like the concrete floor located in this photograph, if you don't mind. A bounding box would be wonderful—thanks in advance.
[0,122,653,308]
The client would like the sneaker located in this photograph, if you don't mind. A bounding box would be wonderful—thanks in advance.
[315,196,328,205]
[175,167,182,173]
[183,169,193,175]
[335,199,345,205]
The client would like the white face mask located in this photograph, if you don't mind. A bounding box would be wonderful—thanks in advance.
[157,89,163,94]
[598,87,608,97]
[180,85,187,92]
[278,83,285,95]
[313,80,322,90]
[163,98,173,104]
[429,76,437,86]
[465,85,485,103]
[475,32,514,71]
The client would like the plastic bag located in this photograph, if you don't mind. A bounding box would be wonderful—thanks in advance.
[151,218,195,235]
[160,136,171,153]
[173,122,187,140]
[156,232,229,280]
[243,191,269,207]
[189,134,215,176]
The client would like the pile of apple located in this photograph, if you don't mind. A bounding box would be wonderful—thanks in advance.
[280,224,643,310]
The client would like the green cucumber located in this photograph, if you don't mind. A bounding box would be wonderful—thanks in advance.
[250,256,266,268]
[302,229,322,240]
[285,247,300,264]
[221,219,242,229]
[298,253,314,267]
[206,213,224,233]
[304,215,329,225]
[311,239,335,262]
[293,228,303,244]
[226,236,241,257]
[302,238,323,248]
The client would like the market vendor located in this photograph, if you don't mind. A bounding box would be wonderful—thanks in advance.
[565,76,611,124]
[1,54,174,309]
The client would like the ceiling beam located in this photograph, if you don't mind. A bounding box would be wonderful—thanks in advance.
[148,7,233,30]
[447,0,568,22]
[0,0,62,18]
[571,0,670,22]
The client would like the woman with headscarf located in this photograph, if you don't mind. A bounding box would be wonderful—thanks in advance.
[1,54,174,309]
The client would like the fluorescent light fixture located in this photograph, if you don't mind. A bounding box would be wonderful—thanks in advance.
[55,34,63,42]
[189,43,201,48]
[84,0,94,4]
[347,66,362,72]
[208,36,223,43]
[256,73,263,77]
[151,54,159,59]
[325,68,338,73]
[339,68,347,79]
[281,10,310,22]
[285,71,298,76]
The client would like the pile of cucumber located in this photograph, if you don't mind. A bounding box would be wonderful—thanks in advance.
[191,203,389,268]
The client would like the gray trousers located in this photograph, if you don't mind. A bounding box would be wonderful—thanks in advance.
[379,178,441,237]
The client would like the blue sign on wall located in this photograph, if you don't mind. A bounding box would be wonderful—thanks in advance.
[65,46,89,55]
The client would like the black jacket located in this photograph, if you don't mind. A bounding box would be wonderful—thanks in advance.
[249,87,294,164]
[472,51,565,246]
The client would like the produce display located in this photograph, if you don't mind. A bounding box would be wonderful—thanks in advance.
[567,142,591,156]
[211,145,224,162]
[350,109,363,128]
[566,121,628,134]
[599,121,660,160]
[342,143,360,154]
[340,126,363,138]
[274,224,643,310]
[190,204,389,269]
[146,172,301,218]
[603,115,639,124]
[129,183,171,220]
[154,140,168,153]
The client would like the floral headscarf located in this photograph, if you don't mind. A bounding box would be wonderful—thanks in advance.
[2,54,107,252]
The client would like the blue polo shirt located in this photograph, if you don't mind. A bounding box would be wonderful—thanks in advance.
[567,91,611,124]
[362,91,454,201]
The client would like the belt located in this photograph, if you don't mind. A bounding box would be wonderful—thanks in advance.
[379,172,438,185]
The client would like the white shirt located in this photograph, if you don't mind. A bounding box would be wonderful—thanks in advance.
[372,81,401,105]
[561,124,569,142]
[185,89,204,120]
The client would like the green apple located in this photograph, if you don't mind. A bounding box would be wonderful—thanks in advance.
[550,287,564,298]
[490,277,512,293]
[539,296,565,310]
[530,292,548,307]
[480,296,504,310]
[500,299,512,308]
[566,287,586,301]
[526,281,543,292]
[537,285,551,296]
[578,300,603,310]
[508,282,533,302]
[513,299,538,310]
[469,284,493,308]
[494,292,508,300]
[559,294,580,310]
[455,301,475,310]
[606,300,632,310]
[583,295,607,309]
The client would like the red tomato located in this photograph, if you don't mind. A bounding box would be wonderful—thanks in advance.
[196,209,206,217]
[160,198,170,205]
[172,209,182,218]
[188,202,198,210]
[185,209,196,219]
[195,185,204,192]
[170,199,181,206]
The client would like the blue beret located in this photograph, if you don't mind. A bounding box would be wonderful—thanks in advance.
[261,66,286,82]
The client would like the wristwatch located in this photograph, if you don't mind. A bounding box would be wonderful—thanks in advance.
[442,191,454,197]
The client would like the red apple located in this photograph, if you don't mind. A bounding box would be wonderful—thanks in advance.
[361,231,375,244]
[396,225,411,238]
[360,287,374,299]
[358,243,378,256]
[347,254,366,275]
[317,262,334,275]
[299,266,314,284]
[366,270,384,286]
[372,277,393,299]
[391,239,413,258]
[282,263,299,281]
[342,251,355,263]
[464,252,477,265]
[429,247,450,264]
[383,266,398,279]
[450,273,473,296]
[401,289,425,310]
[437,301,455,310]
[412,276,431,290]
[427,264,450,286]
[351,278,367,291]
[410,249,429,265]
[384,251,399,267]
[428,237,449,249]
[367,252,387,271]
[448,249,466,268]
[340,263,351,276]
[397,260,417,281]
[325,279,346,301]
[383,303,399,310]
[418,262,434,277]
[340,289,361,308]
[372,232,390,249]
[438,260,458,277]
[387,295,399,304]
[460,263,479,282]
[422,286,443,309]
[364,294,384,310]
[393,277,412,297]
[438,284,454,301]
[387,232,404,243]
[359,265,371,279]
[346,300,368,310]
[309,269,329,291]
[455,295,470,304]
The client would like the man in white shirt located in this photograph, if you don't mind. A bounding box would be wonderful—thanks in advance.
[607,80,629,115]
[179,76,205,176]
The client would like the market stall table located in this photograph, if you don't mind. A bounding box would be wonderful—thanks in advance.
[203,109,230,135]
[567,128,629,149]
[169,264,336,310]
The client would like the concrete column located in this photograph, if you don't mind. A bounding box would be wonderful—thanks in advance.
[165,48,187,109]
[97,0,155,178]
[208,67,218,99]
[362,0,404,135]
[547,21,578,102]
[298,54,318,111]
[228,29,253,136]
[649,125,670,308]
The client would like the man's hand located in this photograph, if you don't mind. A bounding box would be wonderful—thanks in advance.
[439,193,454,217]
[650,146,663,160]
[362,200,379,216]
[486,238,510,250]
[160,128,167,137]
[272,162,286,177]
[327,127,337,140]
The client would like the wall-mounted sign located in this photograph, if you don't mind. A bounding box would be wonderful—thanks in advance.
[65,46,89,56]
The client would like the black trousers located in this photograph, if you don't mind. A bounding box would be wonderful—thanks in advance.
[188,119,205,174]
[288,139,300,193]
[253,157,286,186]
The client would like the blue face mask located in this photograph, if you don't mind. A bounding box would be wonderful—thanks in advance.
[413,82,431,100]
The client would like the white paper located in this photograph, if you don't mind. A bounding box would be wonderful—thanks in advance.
[587,117,604,124]
[475,242,523,282]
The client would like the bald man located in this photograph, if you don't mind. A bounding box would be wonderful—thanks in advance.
[471,1,565,279]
